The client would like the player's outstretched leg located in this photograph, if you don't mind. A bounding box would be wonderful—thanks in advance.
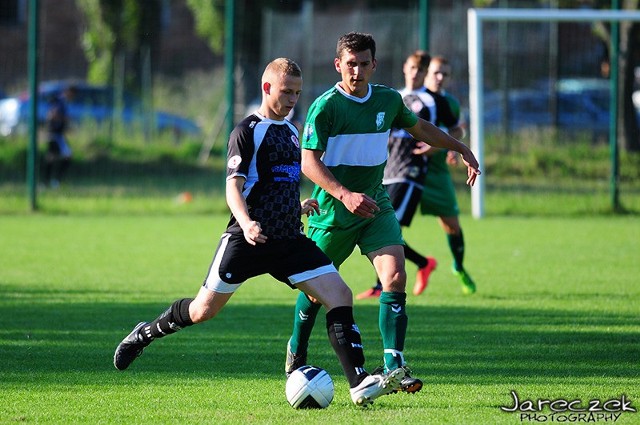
[113,322,150,370]
[114,298,194,370]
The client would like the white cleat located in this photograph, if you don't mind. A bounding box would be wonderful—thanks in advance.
[350,367,405,407]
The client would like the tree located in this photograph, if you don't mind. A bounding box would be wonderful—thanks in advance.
[184,0,225,54]
[75,0,162,93]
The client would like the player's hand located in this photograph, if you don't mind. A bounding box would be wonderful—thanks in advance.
[341,191,379,218]
[460,147,481,186]
[242,220,267,245]
[300,198,320,216]
[412,141,431,155]
[446,150,459,166]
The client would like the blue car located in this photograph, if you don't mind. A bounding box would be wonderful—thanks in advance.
[482,78,620,137]
[0,80,201,138]
[484,86,609,135]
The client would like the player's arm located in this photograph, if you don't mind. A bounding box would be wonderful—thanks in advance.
[448,125,464,140]
[301,149,379,218]
[226,176,267,245]
[405,119,481,186]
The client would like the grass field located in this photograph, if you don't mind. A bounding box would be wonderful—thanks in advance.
[0,213,639,424]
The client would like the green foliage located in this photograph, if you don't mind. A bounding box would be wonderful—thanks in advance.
[153,68,227,139]
[76,0,119,83]
[482,129,640,182]
[2,126,640,216]
[185,0,225,54]
[75,0,158,87]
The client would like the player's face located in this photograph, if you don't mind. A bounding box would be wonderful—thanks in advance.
[425,61,451,93]
[264,74,302,120]
[403,58,427,91]
[334,49,376,98]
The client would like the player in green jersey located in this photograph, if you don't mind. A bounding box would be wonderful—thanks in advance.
[285,32,481,394]
[356,50,464,300]
[420,55,477,295]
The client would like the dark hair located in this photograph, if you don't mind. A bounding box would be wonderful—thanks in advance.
[336,32,376,60]
[407,50,431,71]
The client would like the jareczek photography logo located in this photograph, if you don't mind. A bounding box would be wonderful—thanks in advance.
[501,391,637,423]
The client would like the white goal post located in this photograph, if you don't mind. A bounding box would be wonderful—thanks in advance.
[467,8,640,218]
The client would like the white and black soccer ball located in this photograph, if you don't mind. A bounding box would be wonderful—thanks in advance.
[285,365,334,409]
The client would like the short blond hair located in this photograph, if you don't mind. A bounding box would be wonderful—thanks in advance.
[262,57,302,82]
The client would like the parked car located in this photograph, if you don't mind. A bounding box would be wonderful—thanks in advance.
[483,78,614,137]
[0,80,201,138]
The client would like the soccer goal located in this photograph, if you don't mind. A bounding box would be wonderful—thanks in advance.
[467,8,640,218]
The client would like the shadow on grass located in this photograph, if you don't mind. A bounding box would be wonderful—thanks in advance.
[1,295,638,387]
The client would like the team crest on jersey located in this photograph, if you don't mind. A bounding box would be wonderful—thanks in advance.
[227,154,242,169]
[410,98,424,113]
[291,134,299,148]
[303,123,314,141]
[376,112,385,130]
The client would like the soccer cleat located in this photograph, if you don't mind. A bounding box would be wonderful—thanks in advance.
[452,266,476,295]
[399,368,423,393]
[350,367,405,407]
[356,287,382,300]
[413,256,438,296]
[372,365,423,394]
[285,339,307,377]
[113,322,150,371]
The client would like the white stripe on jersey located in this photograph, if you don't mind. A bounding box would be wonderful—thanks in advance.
[321,131,390,167]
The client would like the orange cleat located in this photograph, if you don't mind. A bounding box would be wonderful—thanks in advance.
[356,287,382,300]
[413,257,438,296]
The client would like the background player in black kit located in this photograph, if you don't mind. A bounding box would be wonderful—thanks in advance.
[113,58,404,407]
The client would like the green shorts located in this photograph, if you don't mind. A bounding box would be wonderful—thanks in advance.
[308,208,404,268]
[420,171,459,217]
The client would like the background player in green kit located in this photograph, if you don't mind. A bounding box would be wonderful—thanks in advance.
[421,55,477,295]
[285,33,481,394]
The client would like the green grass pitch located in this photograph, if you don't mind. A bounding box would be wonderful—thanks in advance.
[0,214,638,424]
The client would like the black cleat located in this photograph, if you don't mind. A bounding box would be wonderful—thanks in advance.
[285,339,307,377]
[372,365,423,394]
[113,322,150,371]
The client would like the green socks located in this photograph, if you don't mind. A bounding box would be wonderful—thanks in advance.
[289,291,321,355]
[448,231,465,272]
[379,291,407,370]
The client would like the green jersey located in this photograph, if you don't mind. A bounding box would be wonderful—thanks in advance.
[302,83,418,230]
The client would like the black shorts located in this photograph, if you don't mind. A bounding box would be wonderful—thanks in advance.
[385,181,423,227]
[202,233,337,293]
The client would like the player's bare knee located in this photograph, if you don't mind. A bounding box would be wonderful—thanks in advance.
[188,300,217,323]
[381,270,407,292]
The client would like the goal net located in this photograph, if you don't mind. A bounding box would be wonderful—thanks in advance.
[467,8,640,217]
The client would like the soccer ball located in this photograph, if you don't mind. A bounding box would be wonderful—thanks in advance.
[285,365,334,409]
